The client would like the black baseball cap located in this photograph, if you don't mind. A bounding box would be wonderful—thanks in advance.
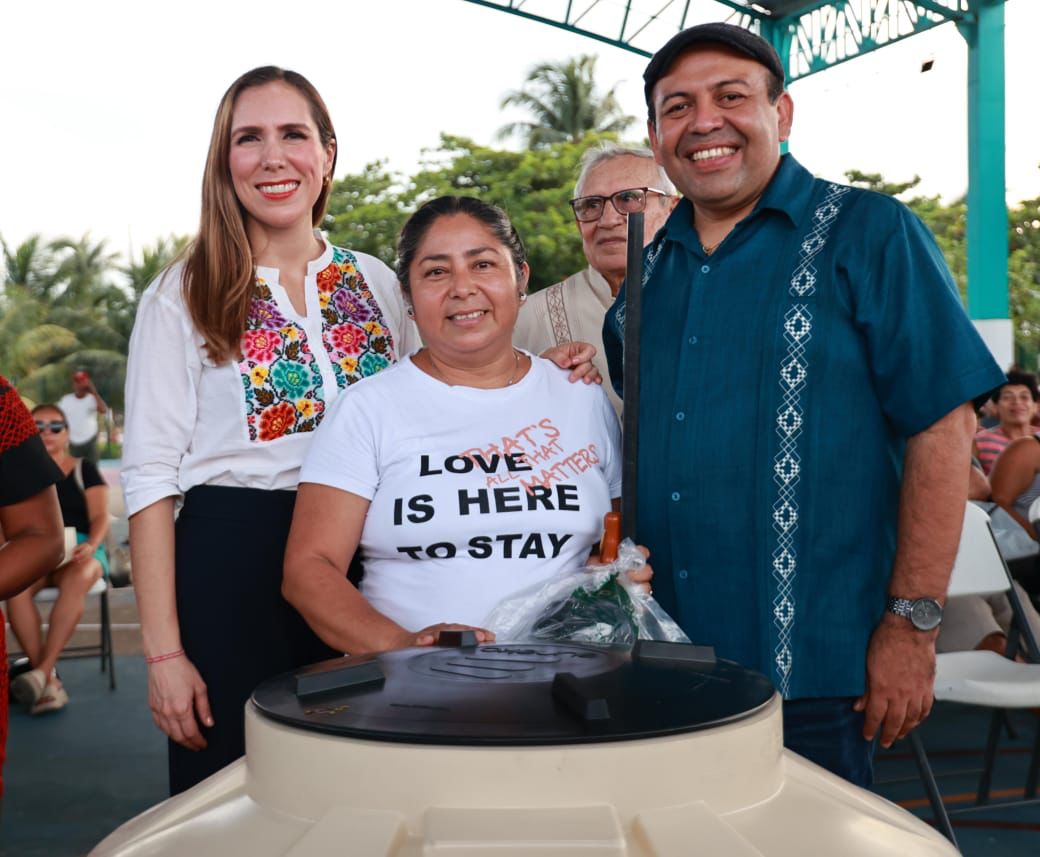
[643,22,786,110]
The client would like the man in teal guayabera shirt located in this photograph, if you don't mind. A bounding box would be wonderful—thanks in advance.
[603,23,1005,786]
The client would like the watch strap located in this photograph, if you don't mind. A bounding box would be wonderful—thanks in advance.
[886,597,914,619]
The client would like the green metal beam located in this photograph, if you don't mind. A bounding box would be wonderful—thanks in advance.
[960,1,1009,322]
[463,0,651,57]
[770,2,969,81]
[461,2,970,81]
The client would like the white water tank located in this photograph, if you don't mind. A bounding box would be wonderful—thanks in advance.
[92,640,956,856]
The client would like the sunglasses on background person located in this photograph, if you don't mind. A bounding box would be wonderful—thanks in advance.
[569,187,671,222]
[35,420,67,434]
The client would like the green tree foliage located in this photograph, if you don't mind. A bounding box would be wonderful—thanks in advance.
[846,170,1040,367]
[843,169,922,198]
[326,133,601,291]
[0,233,187,409]
[1008,197,1040,366]
[116,234,189,342]
[324,161,414,265]
[497,55,634,148]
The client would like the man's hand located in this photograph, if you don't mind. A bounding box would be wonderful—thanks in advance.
[540,341,602,384]
[854,614,936,747]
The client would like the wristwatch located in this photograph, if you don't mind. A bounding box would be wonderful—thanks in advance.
[886,596,943,631]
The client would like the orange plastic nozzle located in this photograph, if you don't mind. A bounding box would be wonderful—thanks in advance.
[599,511,621,563]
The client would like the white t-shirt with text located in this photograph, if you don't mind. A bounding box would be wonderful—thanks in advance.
[300,353,621,631]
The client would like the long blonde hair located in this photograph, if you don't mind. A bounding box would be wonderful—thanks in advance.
[183,66,337,363]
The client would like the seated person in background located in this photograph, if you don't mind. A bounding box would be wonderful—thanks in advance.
[974,370,1038,474]
[7,403,109,714]
[0,375,64,798]
[989,424,1040,539]
[513,141,675,417]
[938,461,1040,656]
[283,196,650,652]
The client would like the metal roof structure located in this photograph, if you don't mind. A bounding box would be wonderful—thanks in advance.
[464,1,971,81]
[463,0,1012,364]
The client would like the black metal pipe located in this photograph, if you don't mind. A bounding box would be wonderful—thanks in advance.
[621,212,644,544]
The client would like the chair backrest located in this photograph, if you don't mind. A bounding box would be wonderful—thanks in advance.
[946,503,1012,597]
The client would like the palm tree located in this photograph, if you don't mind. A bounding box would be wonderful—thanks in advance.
[497,55,635,148]
[0,232,129,405]
[50,234,119,308]
[2,234,58,300]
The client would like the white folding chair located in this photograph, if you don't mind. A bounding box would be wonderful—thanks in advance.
[909,502,1040,846]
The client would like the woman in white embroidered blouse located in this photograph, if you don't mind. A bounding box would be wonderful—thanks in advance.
[121,67,423,795]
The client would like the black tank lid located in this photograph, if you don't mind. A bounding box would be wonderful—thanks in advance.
[252,640,775,747]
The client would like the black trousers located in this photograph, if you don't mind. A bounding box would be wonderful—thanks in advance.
[169,485,338,795]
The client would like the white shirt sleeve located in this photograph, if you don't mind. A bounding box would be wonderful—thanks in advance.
[598,387,623,499]
[121,266,201,516]
[299,382,380,500]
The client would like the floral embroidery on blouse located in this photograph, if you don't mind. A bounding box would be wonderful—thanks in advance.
[237,248,397,443]
[239,281,326,442]
[320,247,396,385]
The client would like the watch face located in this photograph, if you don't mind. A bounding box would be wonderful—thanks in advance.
[910,599,943,631]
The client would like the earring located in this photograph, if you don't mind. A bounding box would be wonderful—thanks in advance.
[518,291,528,303]
[405,305,415,318]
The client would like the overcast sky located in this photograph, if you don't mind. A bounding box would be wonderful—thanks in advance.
[2,0,1037,263]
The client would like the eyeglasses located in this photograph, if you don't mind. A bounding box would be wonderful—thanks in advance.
[35,420,67,434]
[569,187,670,222]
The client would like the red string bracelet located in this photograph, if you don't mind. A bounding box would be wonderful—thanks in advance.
[144,649,185,665]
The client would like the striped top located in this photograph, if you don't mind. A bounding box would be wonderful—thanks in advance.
[976,427,1011,474]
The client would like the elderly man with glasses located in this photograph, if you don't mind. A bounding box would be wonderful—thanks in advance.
[513,141,675,415]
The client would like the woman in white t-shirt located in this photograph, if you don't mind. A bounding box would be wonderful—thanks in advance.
[283,197,650,653]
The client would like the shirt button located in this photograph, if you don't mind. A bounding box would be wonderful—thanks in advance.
[671,491,680,502]
[688,335,698,345]
[701,264,710,273]
[675,411,685,421]
[678,569,689,580]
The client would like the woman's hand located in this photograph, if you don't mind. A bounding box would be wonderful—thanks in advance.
[410,623,496,647]
[147,654,213,751]
[70,540,96,562]
[540,342,602,385]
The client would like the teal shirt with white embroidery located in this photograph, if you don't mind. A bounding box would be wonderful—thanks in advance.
[604,154,1004,699]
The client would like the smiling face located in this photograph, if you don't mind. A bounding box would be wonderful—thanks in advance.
[576,156,674,292]
[408,213,529,366]
[648,46,792,224]
[227,81,335,242]
[996,384,1037,430]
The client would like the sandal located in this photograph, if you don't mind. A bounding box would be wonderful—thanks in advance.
[31,679,68,715]
[10,667,47,707]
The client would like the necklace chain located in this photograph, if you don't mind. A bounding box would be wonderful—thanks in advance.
[503,348,522,386]
[702,240,721,256]
[424,348,523,388]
